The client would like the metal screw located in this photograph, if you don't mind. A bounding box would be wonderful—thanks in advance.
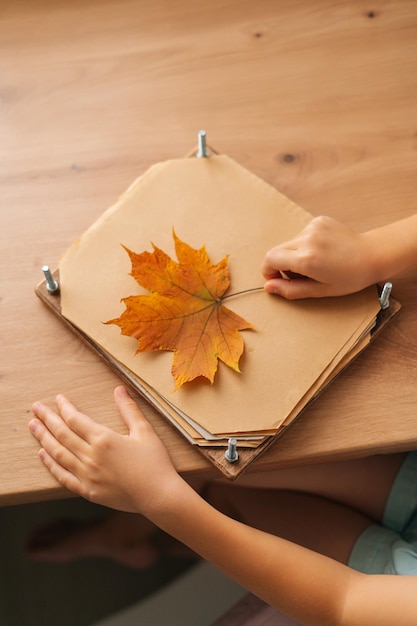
[379,282,392,310]
[225,437,239,463]
[196,130,208,158]
[42,265,60,294]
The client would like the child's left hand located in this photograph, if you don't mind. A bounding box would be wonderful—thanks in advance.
[29,385,182,516]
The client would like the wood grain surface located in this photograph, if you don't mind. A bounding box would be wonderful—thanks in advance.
[1,0,417,505]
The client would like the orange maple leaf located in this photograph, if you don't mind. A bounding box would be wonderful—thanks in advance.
[106,232,254,389]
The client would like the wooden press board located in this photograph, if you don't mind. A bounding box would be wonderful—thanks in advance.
[35,146,401,478]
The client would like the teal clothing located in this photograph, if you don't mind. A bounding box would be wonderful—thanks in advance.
[349,451,417,574]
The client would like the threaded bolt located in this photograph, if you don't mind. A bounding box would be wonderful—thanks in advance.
[42,265,60,294]
[225,437,239,463]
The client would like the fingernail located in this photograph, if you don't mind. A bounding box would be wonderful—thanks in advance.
[28,419,38,434]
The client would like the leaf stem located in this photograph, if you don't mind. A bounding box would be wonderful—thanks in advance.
[221,286,264,301]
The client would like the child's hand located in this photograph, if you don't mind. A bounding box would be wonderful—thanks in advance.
[262,216,374,299]
[29,386,181,516]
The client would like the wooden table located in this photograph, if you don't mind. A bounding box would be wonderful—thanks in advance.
[1,0,417,506]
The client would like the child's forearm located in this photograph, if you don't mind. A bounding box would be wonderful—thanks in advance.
[152,479,351,626]
[152,478,416,626]
[364,213,417,284]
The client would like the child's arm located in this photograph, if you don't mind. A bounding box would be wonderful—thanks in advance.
[29,386,417,626]
[263,213,417,299]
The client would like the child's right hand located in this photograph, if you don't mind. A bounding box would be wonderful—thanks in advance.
[262,216,375,299]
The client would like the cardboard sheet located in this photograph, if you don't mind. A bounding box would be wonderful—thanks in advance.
[59,154,381,441]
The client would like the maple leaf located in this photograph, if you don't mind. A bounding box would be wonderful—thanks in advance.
[105,232,254,389]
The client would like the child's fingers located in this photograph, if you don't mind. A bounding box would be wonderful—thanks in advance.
[31,400,91,462]
[37,447,84,495]
[262,246,300,279]
[264,277,330,300]
[29,417,83,477]
[55,394,104,441]
[113,386,151,436]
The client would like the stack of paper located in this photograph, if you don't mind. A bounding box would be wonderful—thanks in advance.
[56,153,381,451]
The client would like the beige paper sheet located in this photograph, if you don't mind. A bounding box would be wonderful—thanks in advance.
[60,155,381,437]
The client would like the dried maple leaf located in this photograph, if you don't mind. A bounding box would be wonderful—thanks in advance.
[106,232,254,389]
